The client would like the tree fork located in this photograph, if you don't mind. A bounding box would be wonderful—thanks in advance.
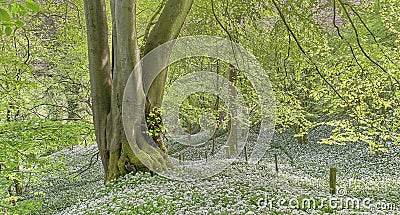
[84,0,193,183]
[144,0,194,154]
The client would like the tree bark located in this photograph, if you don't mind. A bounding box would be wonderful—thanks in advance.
[228,66,238,156]
[105,0,143,181]
[83,0,112,176]
[144,0,194,152]
[84,0,193,183]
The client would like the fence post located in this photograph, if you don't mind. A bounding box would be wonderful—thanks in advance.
[244,145,248,162]
[330,167,337,195]
[179,154,184,165]
[225,145,230,158]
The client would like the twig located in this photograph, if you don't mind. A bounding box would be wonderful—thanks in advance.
[270,0,348,105]
[23,30,30,65]
[70,151,99,179]
[337,0,399,86]
[333,0,377,91]
[143,0,166,46]
[345,1,397,67]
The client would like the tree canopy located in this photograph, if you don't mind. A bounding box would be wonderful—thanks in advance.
[1,0,400,213]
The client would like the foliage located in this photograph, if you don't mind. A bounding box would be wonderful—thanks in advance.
[0,0,90,122]
[0,119,94,213]
[1,0,400,212]
[146,107,166,138]
[0,0,40,36]
[213,0,400,153]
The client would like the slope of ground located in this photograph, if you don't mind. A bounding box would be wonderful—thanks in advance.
[26,129,400,215]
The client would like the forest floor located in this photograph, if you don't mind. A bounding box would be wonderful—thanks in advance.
[25,127,400,215]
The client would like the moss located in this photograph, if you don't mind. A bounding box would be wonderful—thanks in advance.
[106,150,122,182]
[121,140,152,173]
[105,137,172,183]
[117,152,127,176]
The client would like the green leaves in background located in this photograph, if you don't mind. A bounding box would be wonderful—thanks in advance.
[24,0,40,12]
[0,119,94,213]
[0,0,40,36]
[14,19,24,27]
[0,7,10,21]
[4,25,11,35]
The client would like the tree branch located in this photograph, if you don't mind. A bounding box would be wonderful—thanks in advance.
[345,1,397,67]
[270,0,348,105]
[142,0,166,51]
[337,0,399,86]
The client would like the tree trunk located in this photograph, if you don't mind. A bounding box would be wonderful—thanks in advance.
[144,0,194,152]
[84,0,193,183]
[228,66,238,156]
[83,0,112,177]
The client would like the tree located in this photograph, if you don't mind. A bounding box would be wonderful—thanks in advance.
[83,0,193,183]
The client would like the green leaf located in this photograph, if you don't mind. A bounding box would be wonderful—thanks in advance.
[5,26,11,35]
[15,20,24,27]
[24,0,40,12]
[0,8,10,21]
[18,4,27,16]
[0,27,2,36]
[1,21,13,26]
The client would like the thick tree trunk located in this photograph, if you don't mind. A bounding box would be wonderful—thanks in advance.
[105,0,142,181]
[83,0,112,176]
[84,0,193,183]
[144,0,194,152]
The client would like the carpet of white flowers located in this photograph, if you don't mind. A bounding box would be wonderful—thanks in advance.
[26,128,400,215]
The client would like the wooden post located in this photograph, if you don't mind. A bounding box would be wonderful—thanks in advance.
[225,145,230,158]
[179,154,184,165]
[188,121,192,140]
[274,154,278,173]
[330,167,337,195]
[212,136,215,156]
[244,145,248,162]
